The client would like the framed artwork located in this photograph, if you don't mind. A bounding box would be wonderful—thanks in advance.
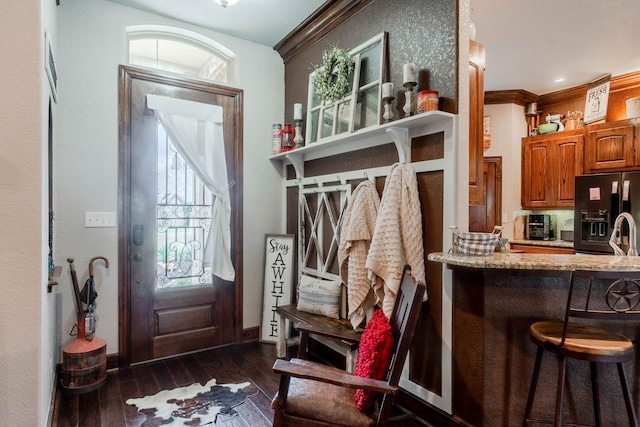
[260,234,296,343]
[583,74,610,124]
[45,32,58,102]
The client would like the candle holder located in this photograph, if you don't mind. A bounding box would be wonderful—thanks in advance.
[294,120,304,148]
[383,96,395,123]
[403,82,417,117]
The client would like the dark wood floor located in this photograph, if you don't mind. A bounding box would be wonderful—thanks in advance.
[51,341,433,427]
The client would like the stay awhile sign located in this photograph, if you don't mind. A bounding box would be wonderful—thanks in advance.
[260,234,295,343]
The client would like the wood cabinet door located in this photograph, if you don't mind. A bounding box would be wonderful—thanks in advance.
[469,157,502,232]
[522,132,584,208]
[521,139,551,208]
[584,121,635,172]
[468,40,485,206]
[554,133,584,207]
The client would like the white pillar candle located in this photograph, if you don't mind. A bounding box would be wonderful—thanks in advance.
[403,63,417,84]
[382,82,394,98]
[294,103,303,121]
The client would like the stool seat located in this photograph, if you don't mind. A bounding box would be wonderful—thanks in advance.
[523,270,640,427]
[530,320,635,361]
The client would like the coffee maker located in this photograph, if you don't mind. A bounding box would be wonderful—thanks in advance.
[527,214,551,240]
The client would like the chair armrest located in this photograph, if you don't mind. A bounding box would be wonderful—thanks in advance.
[295,321,361,344]
[272,358,397,395]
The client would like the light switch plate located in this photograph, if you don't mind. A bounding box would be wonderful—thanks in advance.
[85,212,116,228]
[502,213,509,224]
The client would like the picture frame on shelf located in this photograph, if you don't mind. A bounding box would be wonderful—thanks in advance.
[583,74,610,124]
[306,32,388,144]
[260,234,295,344]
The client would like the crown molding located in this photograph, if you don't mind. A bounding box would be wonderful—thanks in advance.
[484,90,538,106]
[274,0,375,63]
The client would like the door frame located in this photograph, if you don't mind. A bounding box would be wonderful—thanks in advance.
[117,65,244,367]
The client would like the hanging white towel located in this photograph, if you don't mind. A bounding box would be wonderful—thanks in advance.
[366,163,427,319]
[338,181,381,329]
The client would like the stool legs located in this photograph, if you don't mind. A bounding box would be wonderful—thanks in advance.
[554,355,567,427]
[618,363,639,427]
[523,347,544,426]
[590,362,601,426]
[525,351,639,427]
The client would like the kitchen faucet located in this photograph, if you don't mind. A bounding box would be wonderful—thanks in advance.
[609,212,638,256]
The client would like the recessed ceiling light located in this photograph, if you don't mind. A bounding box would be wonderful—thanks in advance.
[554,78,565,83]
[214,0,239,7]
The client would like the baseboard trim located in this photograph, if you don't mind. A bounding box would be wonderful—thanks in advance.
[241,326,259,342]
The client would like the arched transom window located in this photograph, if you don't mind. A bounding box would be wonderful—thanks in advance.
[126,25,236,84]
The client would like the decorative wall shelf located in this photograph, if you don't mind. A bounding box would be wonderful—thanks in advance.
[269,110,456,179]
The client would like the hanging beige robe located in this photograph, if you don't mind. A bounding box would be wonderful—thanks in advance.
[338,180,380,329]
[366,163,427,319]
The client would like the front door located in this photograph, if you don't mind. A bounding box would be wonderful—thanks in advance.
[118,66,243,365]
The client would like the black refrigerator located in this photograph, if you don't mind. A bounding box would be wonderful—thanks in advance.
[574,172,640,254]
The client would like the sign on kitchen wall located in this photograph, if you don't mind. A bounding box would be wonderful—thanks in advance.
[583,74,611,124]
[260,234,295,343]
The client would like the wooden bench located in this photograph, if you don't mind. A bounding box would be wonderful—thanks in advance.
[275,304,362,372]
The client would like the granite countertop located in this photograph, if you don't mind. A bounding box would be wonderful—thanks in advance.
[427,251,640,271]
[509,239,574,248]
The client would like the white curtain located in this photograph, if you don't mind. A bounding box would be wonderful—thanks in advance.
[146,94,235,282]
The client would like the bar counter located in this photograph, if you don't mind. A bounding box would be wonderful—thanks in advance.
[428,251,640,271]
[427,251,640,427]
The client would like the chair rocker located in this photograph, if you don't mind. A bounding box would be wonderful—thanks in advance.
[271,267,425,427]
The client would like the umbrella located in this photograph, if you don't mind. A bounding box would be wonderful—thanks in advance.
[81,256,109,306]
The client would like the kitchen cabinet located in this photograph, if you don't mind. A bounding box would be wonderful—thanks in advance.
[509,242,574,254]
[584,120,637,173]
[521,130,584,208]
[468,40,486,206]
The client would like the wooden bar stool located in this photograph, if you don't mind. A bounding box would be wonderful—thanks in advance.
[523,270,640,427]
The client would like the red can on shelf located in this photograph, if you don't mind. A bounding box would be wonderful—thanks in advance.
[417,90,439,113]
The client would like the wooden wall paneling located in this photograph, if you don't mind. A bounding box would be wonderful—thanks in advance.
[410,170,444,395]
[469,40,486,207]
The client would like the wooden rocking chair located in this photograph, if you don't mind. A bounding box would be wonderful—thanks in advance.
[271,267,425,427]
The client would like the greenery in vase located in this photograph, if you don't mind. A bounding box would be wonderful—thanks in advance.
[312,46,354,103]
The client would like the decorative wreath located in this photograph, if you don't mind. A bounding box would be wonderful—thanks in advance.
[312,46,354,103]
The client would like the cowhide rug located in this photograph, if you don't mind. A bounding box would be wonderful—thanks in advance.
[126,379,256,426]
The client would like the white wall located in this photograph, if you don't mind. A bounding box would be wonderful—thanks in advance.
[55,0,284,357]
[0,1,57,425]
[484,103,527,239]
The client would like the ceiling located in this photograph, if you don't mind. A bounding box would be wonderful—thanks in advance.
[108,0,640,95]
[471,0,640,94]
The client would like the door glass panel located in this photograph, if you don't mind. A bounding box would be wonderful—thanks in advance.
[156,123,213,289]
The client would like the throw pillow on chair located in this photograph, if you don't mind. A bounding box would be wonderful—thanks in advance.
[353,308,394,410]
